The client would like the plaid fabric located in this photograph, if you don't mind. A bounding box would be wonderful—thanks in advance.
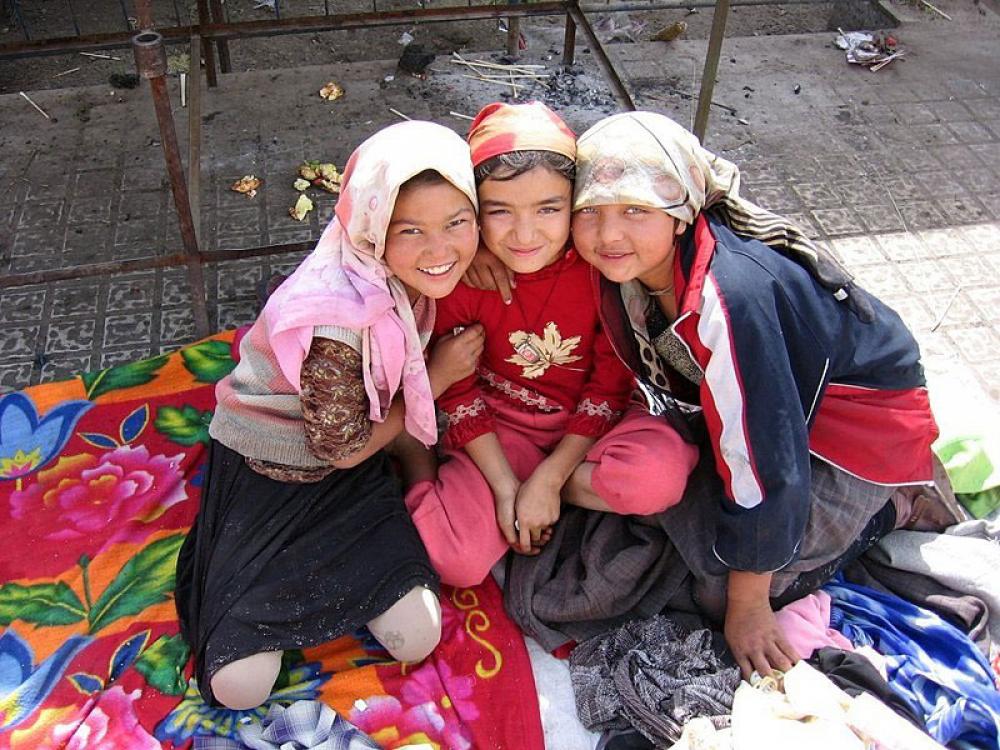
[192,701,380,749]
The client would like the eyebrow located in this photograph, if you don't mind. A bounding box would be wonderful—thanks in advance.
[480,195,568,208]
[389,206,474,226]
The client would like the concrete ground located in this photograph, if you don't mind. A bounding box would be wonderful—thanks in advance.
[1,0,999,411]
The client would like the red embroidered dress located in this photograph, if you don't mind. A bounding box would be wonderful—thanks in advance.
[435,248,635,447]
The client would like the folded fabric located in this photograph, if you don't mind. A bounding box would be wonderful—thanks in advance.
[193,701,379,750]
[775,591,854,660]
[569,616,739,746]
[826,578,1000,748]
[869,525,1000,643]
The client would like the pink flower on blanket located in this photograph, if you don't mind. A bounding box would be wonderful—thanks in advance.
[401,661,478,721]
[8,444,187,548]
[48,687,160,750]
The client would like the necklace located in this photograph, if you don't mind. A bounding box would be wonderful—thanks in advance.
[510,260,567,366]
[646,283,674,297]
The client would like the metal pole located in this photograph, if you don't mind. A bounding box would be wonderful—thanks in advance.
[132,30,211,337]
[188,34,203,244]
[208,0,232,73]
[566,2,635,111]
[505,0,521,58]
[561,12,576,67]
[196,0,219,87]
[693,0,730,142]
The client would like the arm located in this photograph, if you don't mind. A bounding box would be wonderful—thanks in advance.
[462,242,516,304]
[464,432,521,548]
[725,570,796,679]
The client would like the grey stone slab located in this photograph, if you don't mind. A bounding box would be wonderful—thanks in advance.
[974,361,1000,403]
[793,183,842,209]
[926,289,988,329]
[11,227,64,259]
[895,202,949,232]
[938,252,1000,288]
[72,169,121,197]
[896,259,957,294]
[946,325,1000,364]
[107,275,157,311]
[980,194,1000,218]
[0,326,40,359]
[947,120,997,144]
[874,232,931,262]
[852,265,909,298]
[68,196,114,224]
[45,319,95,354]
[909,123,960,147]
[103,313,153,348]
[63,224,112,261]
[810,207,865,237]
[217,261,264,299]
[934,196,992,225]
[17,200,65,229]
[965,98,1000,121]
[890,102,939,125]
[52,283,101,318]
[39,355,91,383]
[930,145,984,171]
[216,206,263,239]
[113,216,163,247]
[918,228,969,258]
[0,288,46,323]
[911,171,969,199]
[829,236,888,270]
[925,100,974,123]
[216,233,265,252]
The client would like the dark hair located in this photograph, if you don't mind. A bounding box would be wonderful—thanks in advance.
[400,169,449,192]
[474,150,575,186]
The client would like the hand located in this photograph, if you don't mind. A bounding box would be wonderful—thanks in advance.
[513,468,563,554]
[724,595,797,680]
[462,244,516,305]
[427,324,485,397]
[494,479,522,549]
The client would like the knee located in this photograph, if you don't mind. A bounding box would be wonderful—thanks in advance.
[210,650,282,710]
[369,586,442,663]
[438,552,494,588]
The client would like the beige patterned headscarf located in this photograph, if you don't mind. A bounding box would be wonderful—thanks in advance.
[574,112,872,319]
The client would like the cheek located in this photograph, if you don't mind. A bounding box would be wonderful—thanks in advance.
[383,241,416,278]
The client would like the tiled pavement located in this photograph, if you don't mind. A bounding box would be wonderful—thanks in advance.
[1,16,999,405]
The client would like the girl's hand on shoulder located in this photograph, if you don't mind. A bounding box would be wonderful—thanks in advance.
[462,243,516,305]
[427,324,485,397]
[513,469,563,554]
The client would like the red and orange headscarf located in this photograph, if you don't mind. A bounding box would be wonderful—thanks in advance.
[467,101,576,167]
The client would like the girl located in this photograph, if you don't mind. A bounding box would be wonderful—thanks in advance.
[175,121,486,710]
[569,111,963,679]
[404,102,699,588]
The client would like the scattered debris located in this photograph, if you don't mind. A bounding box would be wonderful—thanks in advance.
[319,80,345,101]
[738,117,750,125]
[594,15,646,43]
[19,91,50,120]
[79,51,121,61]
[519,65,615,109]
[931,285,963,332]
[180,72,187,107]
[298,161,342,194]
[918,0,952,19]
[53,67,81,78]
[652,21,688,42]
[231,175,262,198]
[452,52,549,96]
[398,43,436,78]
[109,72,140,89]
[389,107,411,121]
[398,30,415,45]
[289,194,314,221]
[686,7,699,14]
[293,178,311,191]
[449,111,475,121]
[834,29,905,69]
[254,0,277,10]
[793,83,801,94]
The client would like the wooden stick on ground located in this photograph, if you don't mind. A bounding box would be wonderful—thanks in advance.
[19,91,50,120]
[918,0,952,20]
[389,107,411,121]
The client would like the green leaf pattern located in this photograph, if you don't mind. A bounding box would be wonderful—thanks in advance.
[181,340,236,384]
[135,634,191,695]
[80,355,170,400]
[0,581,86,626]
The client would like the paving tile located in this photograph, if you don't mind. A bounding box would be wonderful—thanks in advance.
[934,196,992,225]
[910,171,969,198]
[895,202,949,231]
[893,147,943,173]
[828,236,888,270]
[113,216,163,247]
[72,169,120,197]
[896,259,956,294]
[0,288,46,323]
[918,227,970,258]
[980,194,1000,219]
[852,265,909,298]
[39,355,91,383]
[216,207,263,239]
[879,294,936,332]
[102,313,153,348]
[160,307,197,344]
[974,361,1000,403]
[925,289,988,329]
[930,145,984,171]
[965,98,1000,121]
[946,79,991,99]
[216,300,258,330]
[793,183,843,209]
[217,262,263,299]
[63,224,112,262]
[17,200,65,229]
[855,204,907,233]
[946,325,1000,364]
[810,208,864,236]
[960,225,1000,253]
[68,196,114,224]
[885,175,928,203]
[957,168,1000,194]
[0,326,40,359]
[101,347,153,368]
[925,100,974,123]
[890,102,938,125]
[107,275,157,311]
[947,120,997,144]
[51,283,101,318]
[45,319,95,354]
[968,143,1000,170]
[0,362,33,394]
[874,232,930,262]
[10,227,64,259]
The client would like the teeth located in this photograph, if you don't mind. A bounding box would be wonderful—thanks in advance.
[419,262,456,276]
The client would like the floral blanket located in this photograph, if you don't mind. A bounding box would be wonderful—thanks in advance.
[0,332,545,750]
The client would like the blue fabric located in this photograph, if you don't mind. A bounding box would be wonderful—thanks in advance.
[193,700,380,750]
[825,577,1000,749]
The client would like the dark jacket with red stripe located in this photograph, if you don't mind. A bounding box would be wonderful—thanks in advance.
[596,212,938,572]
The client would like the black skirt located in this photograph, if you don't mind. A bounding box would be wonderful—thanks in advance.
[175,440,439,703]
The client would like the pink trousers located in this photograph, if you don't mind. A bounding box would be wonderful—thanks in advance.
[405,395,699,587]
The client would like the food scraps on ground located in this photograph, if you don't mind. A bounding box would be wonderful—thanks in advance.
[231,175,262,198]
[298,161,341,194]
[319,81,345,101]
[293,178,311,191]
[289,194,315,221]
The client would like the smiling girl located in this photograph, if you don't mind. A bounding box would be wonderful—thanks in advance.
[403,102,698,588]
[175,121,486,710]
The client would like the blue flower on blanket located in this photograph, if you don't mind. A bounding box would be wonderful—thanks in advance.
[0,628,91,730]
[77,403,150,450]
[0,393,92,483]
[154,657,328,744]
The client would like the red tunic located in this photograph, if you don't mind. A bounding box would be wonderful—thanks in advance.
[435,249,635,448]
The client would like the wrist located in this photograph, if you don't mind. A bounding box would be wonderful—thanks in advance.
[726,569,773,606]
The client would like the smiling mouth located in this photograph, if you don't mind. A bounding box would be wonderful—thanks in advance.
[598,251,631,260]
[509,246,543,257]
[419,261,457,277]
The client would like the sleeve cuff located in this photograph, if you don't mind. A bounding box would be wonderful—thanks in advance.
[566,398,622,438]
[443,398,496,449]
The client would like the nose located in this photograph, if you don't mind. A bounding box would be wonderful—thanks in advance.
[512,214,537,245]
[596,213,625,245]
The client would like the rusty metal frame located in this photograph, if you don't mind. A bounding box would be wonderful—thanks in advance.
[1,0,735,333]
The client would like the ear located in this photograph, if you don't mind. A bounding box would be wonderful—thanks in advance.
[674,219,688,237]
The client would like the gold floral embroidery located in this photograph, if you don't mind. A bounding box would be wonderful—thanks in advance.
[505,321,583,380]
[451,588,502,679]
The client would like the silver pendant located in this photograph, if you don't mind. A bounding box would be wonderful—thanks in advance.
[514,340,544,364]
